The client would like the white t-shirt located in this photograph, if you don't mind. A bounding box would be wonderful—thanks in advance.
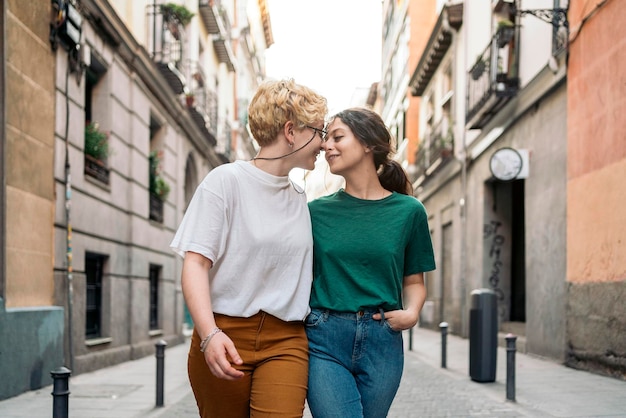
[170,160,313,321]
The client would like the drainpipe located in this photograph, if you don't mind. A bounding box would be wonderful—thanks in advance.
[459,134,468,337]
[0,0,6,301]
[63,51,74,370]
[459,3,470,338]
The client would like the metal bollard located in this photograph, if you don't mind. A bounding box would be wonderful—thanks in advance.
[155,339,168,407]
[409,326,414,351]
[439,322,448,368]
[505,333,517,401]
[50,367,71,418]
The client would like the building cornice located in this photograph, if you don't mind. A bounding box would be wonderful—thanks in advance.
[258,0,274,48]
[409,3,463,97]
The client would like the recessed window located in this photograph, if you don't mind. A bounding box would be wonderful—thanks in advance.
[85,253,107,339]
[149,265,161,330]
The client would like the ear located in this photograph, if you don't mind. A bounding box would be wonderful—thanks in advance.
[282,121,295,147]
[283,121,295,138]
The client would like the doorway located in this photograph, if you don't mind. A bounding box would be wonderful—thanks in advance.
[483,179,526,328]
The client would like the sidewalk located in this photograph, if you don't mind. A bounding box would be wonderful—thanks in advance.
[403,328,626,417]
[0,339,193,418]
[0,327,624,417]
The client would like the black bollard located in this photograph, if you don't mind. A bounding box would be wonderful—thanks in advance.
[439,322,448,368]
[50,367,71,418]
[409,327,413,351]
[505,333,517,401]
[155,339,168,407]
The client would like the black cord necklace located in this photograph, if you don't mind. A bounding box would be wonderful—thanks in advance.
[251,133,316,161]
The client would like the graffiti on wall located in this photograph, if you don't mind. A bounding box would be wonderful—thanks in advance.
[484,220,507,319]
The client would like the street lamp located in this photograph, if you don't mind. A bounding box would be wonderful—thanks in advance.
[494,0,569,55]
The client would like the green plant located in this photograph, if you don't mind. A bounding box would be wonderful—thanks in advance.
[496,19,515,47]
[438,124,454,149]
[160,3,195,26]
[84,121,109,160]
[149,150,171,201]
[497,19,514,29]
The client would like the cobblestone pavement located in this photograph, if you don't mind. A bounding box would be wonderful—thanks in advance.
[158,349,535,418]
[2,327,625,417]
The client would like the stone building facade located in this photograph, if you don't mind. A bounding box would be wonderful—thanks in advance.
[1,0,274,399]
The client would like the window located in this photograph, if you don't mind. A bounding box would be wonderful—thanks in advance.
[84,54,110,183]
[149,117,168,222]
[149,265,161,330]
[85,253,107,339]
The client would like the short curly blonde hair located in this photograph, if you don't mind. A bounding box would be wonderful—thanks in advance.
[247,79,328,147]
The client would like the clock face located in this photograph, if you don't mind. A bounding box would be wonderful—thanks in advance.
[489,148,523,181]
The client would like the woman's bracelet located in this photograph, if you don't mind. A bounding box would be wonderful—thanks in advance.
[199,327,222,352]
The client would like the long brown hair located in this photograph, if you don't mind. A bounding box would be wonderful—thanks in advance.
[330,107,413,195]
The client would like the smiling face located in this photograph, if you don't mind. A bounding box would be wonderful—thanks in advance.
[292,123,326,171]
[322,118,372,176]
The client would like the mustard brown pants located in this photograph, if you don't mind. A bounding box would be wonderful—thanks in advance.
[188,311,309,418]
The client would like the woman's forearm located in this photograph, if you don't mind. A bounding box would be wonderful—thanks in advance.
[181,251,217,338]
[402,273,427,325]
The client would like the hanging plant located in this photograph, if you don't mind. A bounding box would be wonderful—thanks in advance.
[496,19,515,48]
[160,3,195,26]
[149,150,171,201]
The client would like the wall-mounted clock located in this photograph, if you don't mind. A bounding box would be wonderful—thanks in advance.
[489,147,523,181]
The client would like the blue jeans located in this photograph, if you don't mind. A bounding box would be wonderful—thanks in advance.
[305,308,404,418]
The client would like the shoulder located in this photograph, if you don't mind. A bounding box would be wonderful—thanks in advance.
[389,193,429,217]
[308,191,342,210]
[201,161,244,184]
[391,193,424,207]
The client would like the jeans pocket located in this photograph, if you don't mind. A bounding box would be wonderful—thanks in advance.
[304,309,325,327]
[382,319,402,335]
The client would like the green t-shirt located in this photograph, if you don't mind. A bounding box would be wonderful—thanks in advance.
[308,189,436,312]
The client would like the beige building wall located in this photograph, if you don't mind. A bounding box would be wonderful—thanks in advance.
[1,0,65,400]
[5,0,56,308]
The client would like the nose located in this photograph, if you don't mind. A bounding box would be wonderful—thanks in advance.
[321,140,331,152]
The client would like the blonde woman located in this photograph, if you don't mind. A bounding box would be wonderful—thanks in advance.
[171,79,327,417]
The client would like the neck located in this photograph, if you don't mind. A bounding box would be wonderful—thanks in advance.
[250,158,290,177]
[344,177,389,200]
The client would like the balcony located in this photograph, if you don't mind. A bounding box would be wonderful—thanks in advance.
[148,4,186,94]
[149,194,163,223]
[466,27,519,129]
[198,0,236,72]
[84,155,110,184]
[198,0,221,34]
[183,61,218,147]
[414,119,454,182]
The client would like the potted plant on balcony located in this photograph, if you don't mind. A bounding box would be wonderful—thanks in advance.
[149,150,171,201]
[438,126,454,159]
[84,121,110,162]
[496,19,515,48]
[160,3,194,39]
[185,92,195,108]
[84,121,111,182]
[160,3,194,26]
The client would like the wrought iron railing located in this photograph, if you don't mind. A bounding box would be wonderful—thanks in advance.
[414,119,455,181]
[466,28,520,129]
[149,194,164,223]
